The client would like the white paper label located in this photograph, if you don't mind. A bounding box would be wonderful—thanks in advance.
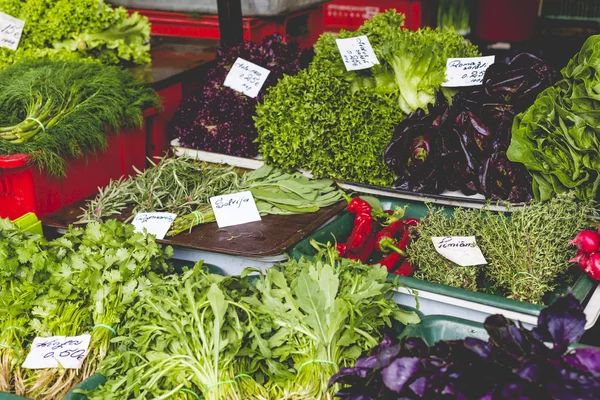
[223,57,270,98]
[0,12,24,51]
[131,212,176,240]
[336,35,379,71]
[431,236,487,267]
[22,335,90,369]
[210,191,261,228]
[442,56,496,87]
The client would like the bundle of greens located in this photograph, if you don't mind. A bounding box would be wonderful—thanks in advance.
[408,194,595,304]
[88,245,419,400]
[0,0,150,68]
[437,0,471,35]
[78,156,344,236]
[0,219,173,399]
[508,34,600,202]
[255,11,479,186]
[0,60,158,176]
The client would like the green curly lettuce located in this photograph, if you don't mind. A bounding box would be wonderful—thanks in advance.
[0,0,150,68]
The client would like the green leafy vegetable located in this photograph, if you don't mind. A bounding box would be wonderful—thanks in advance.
[0,60,158,176]
[0,0,150,68]
[507,34,600,202]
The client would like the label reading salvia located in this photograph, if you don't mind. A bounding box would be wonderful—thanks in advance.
[443,55,496,87]
[0,12,24,51]
[210,191,261,228]
[22,335,91,369]
[336,35,379,71]
[223,57,270,98]
[131,212,177,240]
[431,236,487,267]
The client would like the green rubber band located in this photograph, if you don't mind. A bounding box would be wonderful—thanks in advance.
[234,373,252,380]
[93,324,117,335]
[25,117,46,134]
[179,388,201,400]
[297,359,337,373]
[205,379,236,390]
[192,210,204,225]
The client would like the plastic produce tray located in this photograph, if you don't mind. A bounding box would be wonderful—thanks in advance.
[290,196,600,330]
[0,126,146,220]
[110,0,328,17]
[323,0,422,32]
[398,315,488,345]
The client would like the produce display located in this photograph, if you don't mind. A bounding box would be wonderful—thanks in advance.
[508,35,600,202]
[437,0,471,35]
[0,218,173,399]
[79,156,343,236]
[384,53,557,201]
[0,0,151,67]
[330,293,600,399]
[171,34,312,158]
[85,246,419,399]
[0,60,157,176]
[255,11,479,186]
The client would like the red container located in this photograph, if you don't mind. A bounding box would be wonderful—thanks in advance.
[0,126,147,220]
[131,6,324,48]
[323,0,422,32]
[475,0,540,42]
[145,83,182,160]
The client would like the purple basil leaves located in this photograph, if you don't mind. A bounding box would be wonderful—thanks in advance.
[330,293,600,399]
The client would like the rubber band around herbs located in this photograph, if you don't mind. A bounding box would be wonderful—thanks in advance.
[93,324,117,335]
[25,117,46,134]
[179,388,201,400]
[204,374,252,391]
[192,210,204,225]
[297,359,338,373]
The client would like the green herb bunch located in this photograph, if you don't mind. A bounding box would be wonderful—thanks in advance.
[88,245,419,399]
[408,194,596,304]
[0,0,150,68]
[0,219,173,399]
[0,60,158,176]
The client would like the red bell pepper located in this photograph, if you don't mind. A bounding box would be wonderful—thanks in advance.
[343,198,377,262]
[394,259,416,276]
[378,252,403,272]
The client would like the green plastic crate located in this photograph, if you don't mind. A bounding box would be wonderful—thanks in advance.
[290,196,597,328]
[10,212,43,236]
[399,315,488,346]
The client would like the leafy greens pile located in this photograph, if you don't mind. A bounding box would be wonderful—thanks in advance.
[508,34,600,202]
[330,293,600,399]
[171,34,312,157]
[408,194,595,304]
[0,218,173,399]
[88,246,419,400]
[0,60,158,176]
[0,0,150,67]
[255,11,479,186]
[384,53,558,202]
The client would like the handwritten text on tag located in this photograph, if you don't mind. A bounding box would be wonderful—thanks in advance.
[443,56,495,87]
[431,236,487,267]
[210,191,261,228]
[0,12,24,51]
[131,212,176,240]
[336,35,379,71]
[22,335,90,369]
[223,58,270,98]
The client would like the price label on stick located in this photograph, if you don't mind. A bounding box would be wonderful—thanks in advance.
[210,191,261,228]
[0,12,24,51]
[336,35,379,71]
[131,212,176,240]
[431,236,487,267]
[442,55,495,87]
[223,57,270,98]
[22,335,90,369]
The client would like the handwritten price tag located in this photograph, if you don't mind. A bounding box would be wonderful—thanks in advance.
[131,212,177,240]
[22,335,90,369]
[210,191,261,228]
[442,55,495,87]
[223,57,270,98]
[336,35,379,71]
[0,12,24,51]
[431,236,487,267]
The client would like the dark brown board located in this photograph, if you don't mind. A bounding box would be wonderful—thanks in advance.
[42,199,347,257]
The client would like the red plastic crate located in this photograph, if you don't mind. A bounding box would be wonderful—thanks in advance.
[0,126,147,220]
[130,6,324,48]
[323,0,422,31]
[145,83,182,160]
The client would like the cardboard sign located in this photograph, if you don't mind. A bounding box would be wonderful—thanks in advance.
[131,212,177,239]
[210,191,261,228]
[431,236,487,267]
[443,55,495,87]
[22,335,90,369]
[0,12,24,51]
[223,57,270,98]
[336,35,379,71]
